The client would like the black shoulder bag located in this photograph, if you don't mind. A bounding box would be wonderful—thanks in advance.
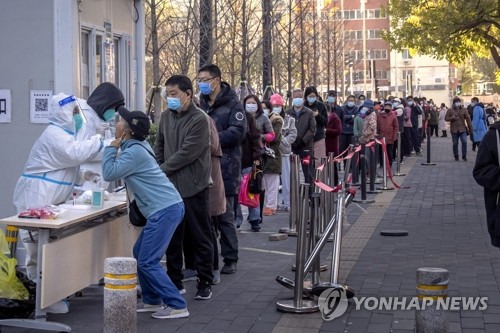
[124,143,156,227]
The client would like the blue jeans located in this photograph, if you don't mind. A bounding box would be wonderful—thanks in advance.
[133,202,186,309]
[451,132,467,158]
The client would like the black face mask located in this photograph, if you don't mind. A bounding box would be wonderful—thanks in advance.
[384,108,391,113]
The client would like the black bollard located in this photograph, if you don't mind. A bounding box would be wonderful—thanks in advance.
[421,127,436,166]
[367,142,382,194]
[353,143,374,203]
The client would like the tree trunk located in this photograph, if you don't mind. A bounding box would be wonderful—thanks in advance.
[240,0,248,100]
[199,0,212,68]
[300,2,305,90]
[287,0,293,104]
[262,0,273,99]
[150,0,162,123]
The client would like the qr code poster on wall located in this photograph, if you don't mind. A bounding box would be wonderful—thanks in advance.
[30,90,53,124]
[0,89,12,123]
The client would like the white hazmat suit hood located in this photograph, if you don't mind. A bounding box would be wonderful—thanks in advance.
[13,93,104,212]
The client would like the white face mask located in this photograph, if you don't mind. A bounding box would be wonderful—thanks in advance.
[245,103,258,113]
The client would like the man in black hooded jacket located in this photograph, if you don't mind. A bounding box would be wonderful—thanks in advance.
[198,64,246,274]
[473,121,500,248]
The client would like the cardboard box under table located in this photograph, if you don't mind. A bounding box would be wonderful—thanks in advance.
[0,199,139,332]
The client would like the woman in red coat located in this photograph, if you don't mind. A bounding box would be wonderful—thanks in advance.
[325,107,342,185]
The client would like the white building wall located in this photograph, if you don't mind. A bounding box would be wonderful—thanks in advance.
[0,0,55,218]
[390,51,452,106]
[0,0,143,219]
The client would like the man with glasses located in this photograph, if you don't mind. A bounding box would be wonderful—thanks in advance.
[198,64,246,274]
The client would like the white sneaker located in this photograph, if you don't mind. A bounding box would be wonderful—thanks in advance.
[136,302,163,313]
[178,288,186,295]
[151,306,189,319]
[47,300,69,314]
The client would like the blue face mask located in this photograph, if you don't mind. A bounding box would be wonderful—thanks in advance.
[272,106,282,114]
[245,103,258,113]
[327,96,336,103]
[167,97,182,111]
[392,102,400,108]
[103,108,116,122]
[198,82,212,95]
[307,97,317,104]
[263,108,270,116]
[292,98,304,107]
[74,114,83,132]
[347,101,355,108]
[360,108,368,118]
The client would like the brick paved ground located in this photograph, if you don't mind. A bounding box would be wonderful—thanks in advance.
[3,136,499,333]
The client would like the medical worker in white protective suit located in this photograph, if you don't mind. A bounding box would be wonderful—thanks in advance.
[75,82,125,190]
[13,93,104,313]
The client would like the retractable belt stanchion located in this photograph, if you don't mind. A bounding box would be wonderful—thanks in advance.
[394,132,406,176]
[280,154,299,236]
[421,127,436,166]
[351,150,360,186]
[377,137,394,191]
[277,184,319,313]
[353,143,375,203]
[367,141,382,194]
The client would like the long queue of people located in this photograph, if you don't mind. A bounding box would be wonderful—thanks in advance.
[14,60,500,320]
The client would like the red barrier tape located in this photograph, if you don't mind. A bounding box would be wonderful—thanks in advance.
[312,138,404,193]
[374,138,401,189]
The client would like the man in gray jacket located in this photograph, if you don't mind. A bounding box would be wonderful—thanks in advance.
[154,75,214,300]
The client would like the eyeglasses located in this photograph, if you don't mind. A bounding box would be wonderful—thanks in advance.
[197,77,216,83]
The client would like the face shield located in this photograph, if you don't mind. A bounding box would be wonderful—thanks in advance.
[58,95,88,125]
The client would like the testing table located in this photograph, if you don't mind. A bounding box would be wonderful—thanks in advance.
[0,199,139,332]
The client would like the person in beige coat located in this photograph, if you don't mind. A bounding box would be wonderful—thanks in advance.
[208,116,225,283]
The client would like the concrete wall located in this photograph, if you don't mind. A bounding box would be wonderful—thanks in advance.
[0,0,140,219]
[0,0,55,218]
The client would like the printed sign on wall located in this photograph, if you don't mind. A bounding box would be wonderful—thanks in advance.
[0,90,12,123]
[30,90,53,124]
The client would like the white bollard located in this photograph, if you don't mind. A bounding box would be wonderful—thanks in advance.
[104,257,137,333]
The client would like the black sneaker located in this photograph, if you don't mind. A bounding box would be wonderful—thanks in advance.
[195,281,212,300]
[463,157,467,161]
[221,261,237,274]
[455,156,459,161]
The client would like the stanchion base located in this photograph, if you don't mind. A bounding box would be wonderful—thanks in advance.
[421,162,436,166]
[275,276,313,298]
[276,299,319,313]
[352,198,375,204]
[279,228,298,237]
[311,283,356,299]
[377,186,394,191]
[394,173,406,176]
[366,189,382,194]
[380,230,409,237]
[292,264,328,272]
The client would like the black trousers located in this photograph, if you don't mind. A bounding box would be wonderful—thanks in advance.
[386,144,394,168]
[215,195,239,264]
[167,188,214,286]
[430,125,438,137]
[410,127,421,153]
[183,216,220,271]
[403,128,413,157]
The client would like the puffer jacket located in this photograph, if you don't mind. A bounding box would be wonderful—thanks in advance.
[279,114,297,155]
[265,113,283,174]
[473,122,500,247]
[200,82,246,195]
[341,104,359,135]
